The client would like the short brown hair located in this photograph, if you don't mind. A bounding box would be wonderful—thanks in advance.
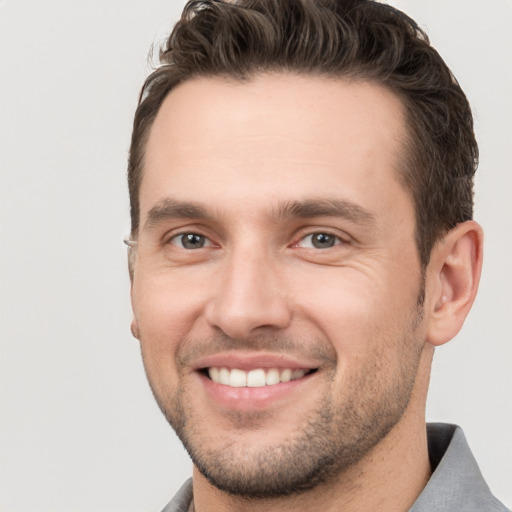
[128,0,478,267]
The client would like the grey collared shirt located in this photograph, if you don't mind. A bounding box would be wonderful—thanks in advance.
[410,423,508,511]
[161,423,509,511]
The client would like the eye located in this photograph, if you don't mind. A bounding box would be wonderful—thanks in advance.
[296,232,342,249]
[169,232,212,249]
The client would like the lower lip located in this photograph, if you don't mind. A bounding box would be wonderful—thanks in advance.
[198,371,316,411]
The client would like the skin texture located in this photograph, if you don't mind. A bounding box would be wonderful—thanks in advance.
[130,74,483,512]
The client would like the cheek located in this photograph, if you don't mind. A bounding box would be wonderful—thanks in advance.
[288,263,421,356]
[133,269,209,329]
[131,273,206,376]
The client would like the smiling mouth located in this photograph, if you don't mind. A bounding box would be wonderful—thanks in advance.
[202,367,317,388]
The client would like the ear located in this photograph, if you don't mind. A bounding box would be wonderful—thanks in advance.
[127,243,140,339]
[425,221,483,347]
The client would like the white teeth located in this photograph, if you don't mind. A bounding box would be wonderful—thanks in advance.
[229,369,247,387]
[292,369,307,380]
[218,367,230,386]
[247,369,266,387]
[265,368,280,385]
[209,367,220,383]
[208,367,310,387]
[280,369,292,383]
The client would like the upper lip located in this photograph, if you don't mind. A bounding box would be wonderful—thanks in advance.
[192,351,320,372]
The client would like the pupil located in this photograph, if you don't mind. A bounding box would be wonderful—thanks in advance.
[312,233,334,248]
[182,233,205,249]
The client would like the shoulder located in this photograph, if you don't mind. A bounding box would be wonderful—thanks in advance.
[410,423,510,512]
[161,479,193,512]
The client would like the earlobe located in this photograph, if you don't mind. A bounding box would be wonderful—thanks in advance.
[131,318,140,339]
[129,276,139,339]
[426,221,483,347]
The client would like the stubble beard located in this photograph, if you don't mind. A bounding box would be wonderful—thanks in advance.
[172,383,414,499]
[144,314,425,500]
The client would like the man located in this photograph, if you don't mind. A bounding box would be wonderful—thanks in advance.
[125,0,509,510]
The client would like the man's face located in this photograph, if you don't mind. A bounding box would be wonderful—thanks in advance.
[130,74,428,497]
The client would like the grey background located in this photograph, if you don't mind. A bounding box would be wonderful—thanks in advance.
[1,1,510,510]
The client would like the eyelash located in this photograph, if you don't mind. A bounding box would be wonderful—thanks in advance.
[168,232,215,250]
[166,230,346,250]
[293,232,344,249]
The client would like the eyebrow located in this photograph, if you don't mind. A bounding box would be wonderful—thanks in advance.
[272,199,376,225]
[143,197,376,231]
[143,199,213,230]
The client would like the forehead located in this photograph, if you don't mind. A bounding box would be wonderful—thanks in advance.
[141,73,410,223]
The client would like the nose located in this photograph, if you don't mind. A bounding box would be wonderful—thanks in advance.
[204,248,292,339]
